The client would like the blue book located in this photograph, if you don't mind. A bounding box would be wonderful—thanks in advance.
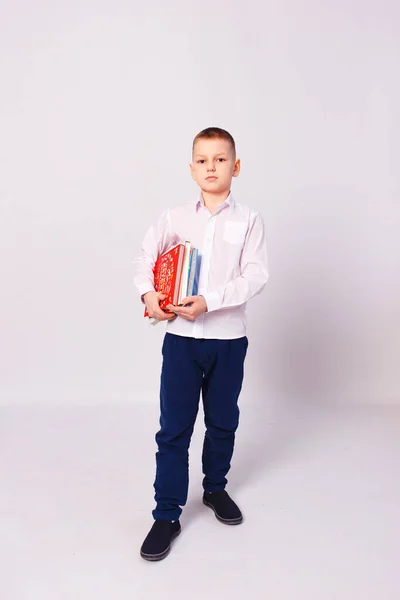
[186,249,199,297]
[186,249,193,296]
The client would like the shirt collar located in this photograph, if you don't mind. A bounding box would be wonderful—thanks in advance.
[195,191,234,212]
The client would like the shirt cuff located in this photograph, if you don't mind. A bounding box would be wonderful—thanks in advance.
[202,291,222,313]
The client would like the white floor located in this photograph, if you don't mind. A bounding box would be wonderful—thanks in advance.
[1,401,399,600]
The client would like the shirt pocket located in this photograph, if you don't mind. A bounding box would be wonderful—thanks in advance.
[223,221,248,245]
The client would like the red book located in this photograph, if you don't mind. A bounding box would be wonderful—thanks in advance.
[144,243,186,317]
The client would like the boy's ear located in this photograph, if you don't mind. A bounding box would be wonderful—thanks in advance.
[189,162,196,180]
[233,158,241,177]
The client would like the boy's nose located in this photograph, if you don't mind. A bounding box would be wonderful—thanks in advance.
[207,165,216,171]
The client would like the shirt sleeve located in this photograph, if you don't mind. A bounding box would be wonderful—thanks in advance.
[202,212,269,312]
[132,209,173,301]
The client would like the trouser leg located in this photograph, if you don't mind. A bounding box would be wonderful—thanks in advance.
[201,337,249,492]
[153,334,203,520]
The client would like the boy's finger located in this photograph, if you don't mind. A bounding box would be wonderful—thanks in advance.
[171,306,190,316]
[177,313,192,321]
[160,313,174,321]
[153,307,169,319]
[169,304,182,312]
[160,313,172,320]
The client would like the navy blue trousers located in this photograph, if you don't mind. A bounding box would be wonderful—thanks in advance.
[152,333,248,521]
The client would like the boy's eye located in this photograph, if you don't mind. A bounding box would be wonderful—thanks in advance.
[197,158,226,163]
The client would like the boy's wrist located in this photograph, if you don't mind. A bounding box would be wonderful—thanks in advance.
[199,295,208,312]
[141,289,156,304]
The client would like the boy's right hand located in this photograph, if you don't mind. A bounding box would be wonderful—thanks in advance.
[143,292,177,321]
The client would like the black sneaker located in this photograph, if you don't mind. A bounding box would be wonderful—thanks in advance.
[140,519,181,561]
[203,490,243,525]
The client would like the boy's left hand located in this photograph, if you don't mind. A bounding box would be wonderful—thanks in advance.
[166,296,208,321]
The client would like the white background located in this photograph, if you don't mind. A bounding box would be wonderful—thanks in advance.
[1,0,399,408]
[1,4,400,599]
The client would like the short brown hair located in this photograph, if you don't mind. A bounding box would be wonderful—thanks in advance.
[192,127,236,158]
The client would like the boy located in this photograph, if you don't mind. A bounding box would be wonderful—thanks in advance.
[133,127,269,561]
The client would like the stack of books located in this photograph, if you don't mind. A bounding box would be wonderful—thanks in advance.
[144,241,199,323]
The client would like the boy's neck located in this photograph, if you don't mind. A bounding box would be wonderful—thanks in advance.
[201,190,231,213]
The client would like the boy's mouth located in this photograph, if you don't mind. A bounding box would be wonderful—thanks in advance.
[206,176,218,181]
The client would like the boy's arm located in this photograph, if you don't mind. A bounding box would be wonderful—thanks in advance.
[133,209,172,300]
[202,212,269,312]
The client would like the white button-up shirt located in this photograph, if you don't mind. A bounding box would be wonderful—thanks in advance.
[133,192,269,339]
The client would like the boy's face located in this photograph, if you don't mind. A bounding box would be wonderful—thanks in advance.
[190,138,240,195]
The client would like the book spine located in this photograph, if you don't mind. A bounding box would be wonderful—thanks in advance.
[172,245,186,305]
[186,248,194,297]
[187,249,198,296]
[178,242,191,305]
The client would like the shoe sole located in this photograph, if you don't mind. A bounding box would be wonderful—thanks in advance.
[203,498,243,525]
[140,528,181,562]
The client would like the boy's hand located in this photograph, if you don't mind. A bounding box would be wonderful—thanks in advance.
[166,296,208,321]
[144,292,177,321]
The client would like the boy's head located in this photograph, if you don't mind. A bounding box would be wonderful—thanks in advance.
[190,127,240,195]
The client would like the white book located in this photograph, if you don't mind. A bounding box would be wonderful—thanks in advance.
[178,241,192,305]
